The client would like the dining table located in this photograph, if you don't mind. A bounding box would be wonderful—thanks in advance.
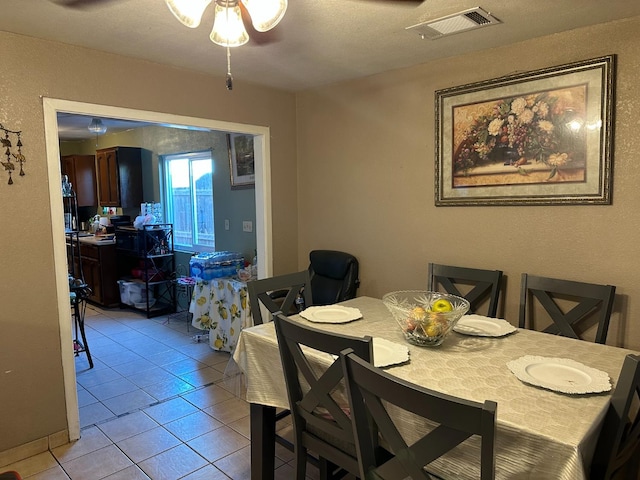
[231,296,637,480]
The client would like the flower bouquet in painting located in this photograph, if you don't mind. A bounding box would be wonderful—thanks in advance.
[453,87,588,182]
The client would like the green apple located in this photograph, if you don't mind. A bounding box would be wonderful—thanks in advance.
[430,299,453,313]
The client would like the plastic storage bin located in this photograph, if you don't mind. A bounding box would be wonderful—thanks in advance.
[118,280,134,305]
[118,280,151,305]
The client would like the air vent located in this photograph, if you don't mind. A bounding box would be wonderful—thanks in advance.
[406,7,501,40]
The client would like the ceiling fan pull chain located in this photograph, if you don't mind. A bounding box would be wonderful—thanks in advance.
[225,0,233,90]
[226,45,233,90]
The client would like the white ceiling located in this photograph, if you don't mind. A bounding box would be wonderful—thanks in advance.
[56,113,157,140]
[4,0,640,139]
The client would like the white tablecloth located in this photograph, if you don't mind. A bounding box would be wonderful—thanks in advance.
[232,296,636,480]
[190,278,251,352]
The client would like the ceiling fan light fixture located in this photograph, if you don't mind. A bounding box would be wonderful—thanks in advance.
[165,0,212,28]
[242,0,287,32]
[87,118,107,135]
[164,0,287,88]
[210,1,250,47]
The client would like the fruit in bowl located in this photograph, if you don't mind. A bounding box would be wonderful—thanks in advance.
[382,290,470,347]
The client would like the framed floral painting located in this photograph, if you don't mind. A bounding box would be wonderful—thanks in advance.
[228,133,255,188]
[435,55,615,206]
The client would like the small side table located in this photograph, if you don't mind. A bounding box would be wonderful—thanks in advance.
[167,276,196,330]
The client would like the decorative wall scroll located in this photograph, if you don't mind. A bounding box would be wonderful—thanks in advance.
[1,123,26,185]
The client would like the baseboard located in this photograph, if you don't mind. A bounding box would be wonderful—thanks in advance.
[0,430,69,468]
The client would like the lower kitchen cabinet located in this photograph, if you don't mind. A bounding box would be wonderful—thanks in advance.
[67,239,119,307]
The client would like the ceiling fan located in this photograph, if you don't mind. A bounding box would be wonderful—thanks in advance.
[348,0,425,4]
[51,0,285,45]
[49,0,287,89]
[49,0,122,9]
[50,0,416,88]
[164,0,287,47]
[165,0,288,89]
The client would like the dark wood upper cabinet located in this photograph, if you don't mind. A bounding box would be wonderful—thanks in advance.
[60,154,97,207]
[96,147,143,208]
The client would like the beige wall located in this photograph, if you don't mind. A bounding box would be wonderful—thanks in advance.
[297,16,640,351]
[0,31,297,453]
[3,13,640,456]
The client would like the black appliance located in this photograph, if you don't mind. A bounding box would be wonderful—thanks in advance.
[110,215,132,227]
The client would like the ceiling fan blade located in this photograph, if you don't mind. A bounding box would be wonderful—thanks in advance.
[239,2,282,46]
[349,0,424,4]
[49,0,123,9]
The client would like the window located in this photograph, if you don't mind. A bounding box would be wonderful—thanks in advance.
[162,150,215,252]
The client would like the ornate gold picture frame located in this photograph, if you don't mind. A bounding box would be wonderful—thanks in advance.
[435,55,615,206]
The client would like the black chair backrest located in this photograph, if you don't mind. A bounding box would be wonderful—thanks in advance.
[590,354,640,480]
[247,271,312,325]
[273,313,373,478]
[341,350,497,480]
[428,263,503,317]
[309,250,360,306]
[246,272,312,457]
[518,273,616,344]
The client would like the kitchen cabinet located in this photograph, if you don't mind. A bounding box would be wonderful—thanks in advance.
[60,154,97,207]
[66,238,119,307]
[96,146,143,208]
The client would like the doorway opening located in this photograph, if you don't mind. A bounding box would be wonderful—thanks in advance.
[44,98,273,441]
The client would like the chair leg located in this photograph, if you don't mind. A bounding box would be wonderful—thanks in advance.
[318,458,330,480]
[625,446,640,480]
[73,298,93,369]
[319,458,345,480]
[250,404,276,480]
[295,445,308,480]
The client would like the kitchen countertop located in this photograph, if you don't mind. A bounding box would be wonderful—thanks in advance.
[67,232,116,246]
[80,235,115,246]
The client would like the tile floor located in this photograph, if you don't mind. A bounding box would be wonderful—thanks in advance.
[1,304,318,480]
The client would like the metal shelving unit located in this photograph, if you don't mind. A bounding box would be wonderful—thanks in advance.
[115,223,176,318]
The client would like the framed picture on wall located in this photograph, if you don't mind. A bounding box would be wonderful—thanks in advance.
[228,133,255,188]
[435,55,615,206]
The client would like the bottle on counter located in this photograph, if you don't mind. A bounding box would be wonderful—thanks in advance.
[91,215,100,233]
[295,292,305,312]
[251,250,258,280]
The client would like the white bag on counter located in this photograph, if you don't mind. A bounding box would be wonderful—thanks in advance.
[133,214,156,230]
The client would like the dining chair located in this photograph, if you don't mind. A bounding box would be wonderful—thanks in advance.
[246,271,312,455]
[590,354,640,480]
[308,250,360,307]
[273,313,373,480]
[428,263,503,317]
[340,349,497,480]
[518,273,616,344]
[247,270,312,324]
